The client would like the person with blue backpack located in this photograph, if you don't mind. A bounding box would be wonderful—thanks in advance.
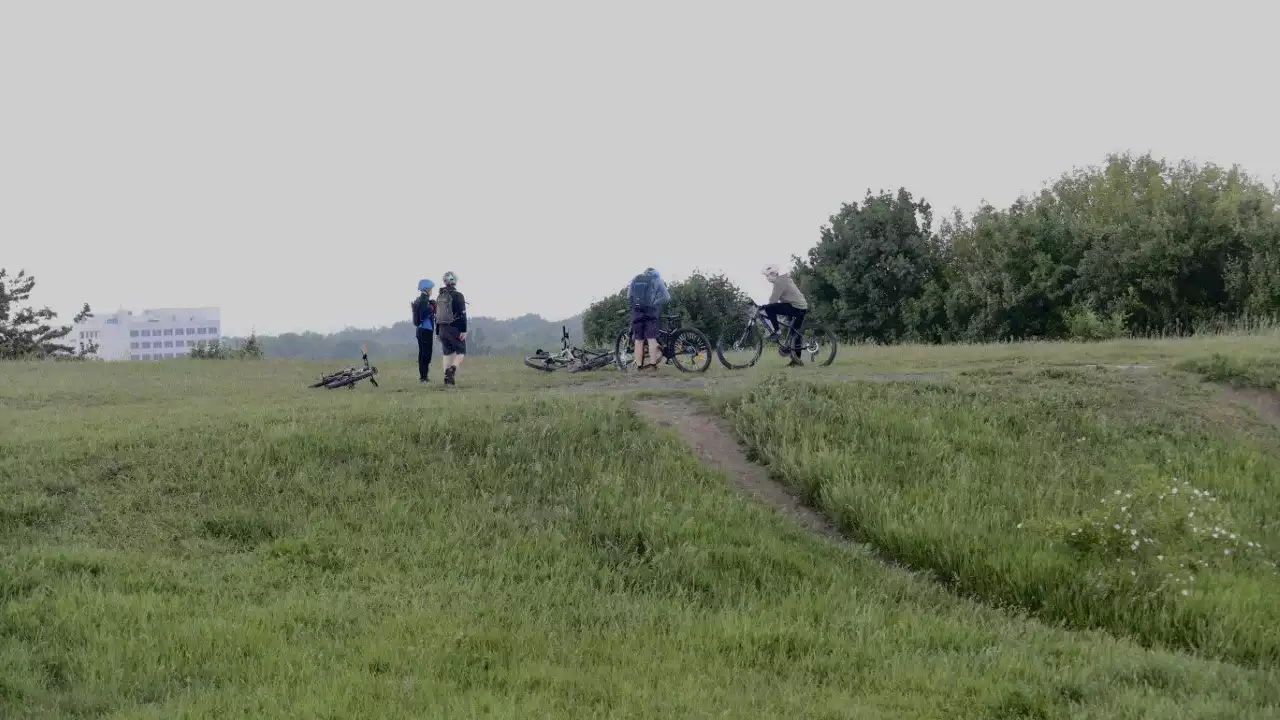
[627,267,670,371]
[411,279,437,384]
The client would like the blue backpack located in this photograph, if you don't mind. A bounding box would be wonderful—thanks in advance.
[629,274,658,311]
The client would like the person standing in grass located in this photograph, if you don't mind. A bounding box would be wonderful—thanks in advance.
[627,267,670,371]
[411,279,437,384]
[435,271,467,386]
[761,263,808,367]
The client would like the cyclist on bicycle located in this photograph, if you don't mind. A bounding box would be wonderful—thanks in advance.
[761,264,808,366]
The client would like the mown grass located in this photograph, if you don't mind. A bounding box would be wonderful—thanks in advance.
[3,347,1280,717]
[718,366,1280,669]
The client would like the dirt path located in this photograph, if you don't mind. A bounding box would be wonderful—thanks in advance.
[633,397,848,543]
[1217,384,1280,428]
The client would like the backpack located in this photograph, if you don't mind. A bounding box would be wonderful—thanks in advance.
[436,287,457,326]
[629,274,658,311]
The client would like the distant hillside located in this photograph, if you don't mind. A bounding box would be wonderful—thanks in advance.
[227,313,585,361]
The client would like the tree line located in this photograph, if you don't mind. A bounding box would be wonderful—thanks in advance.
[7,152,1278,362]
[582,151,1280,345]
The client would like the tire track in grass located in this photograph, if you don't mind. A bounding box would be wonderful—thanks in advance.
[633,397,847,544]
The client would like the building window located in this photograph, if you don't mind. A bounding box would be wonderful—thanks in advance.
[163,329,173,336]
[141,330,151,337]
[186,328,195,335]
[162,341,172,348]
[130,330,139,337]
[142,354,151,360]
[130,342,139,349]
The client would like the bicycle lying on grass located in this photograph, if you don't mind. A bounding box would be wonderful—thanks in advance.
[523,326,616,373]
[715,305,837,369]
[309,346,380,389]
[614,313,713,373]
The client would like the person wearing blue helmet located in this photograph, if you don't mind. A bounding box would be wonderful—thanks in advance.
[626,267,670,371]
[411,278,437,383]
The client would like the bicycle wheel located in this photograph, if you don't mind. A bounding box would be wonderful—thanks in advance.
[715,320,764,369]
[569,350,612,373]
[524,353,569,371]
[614,330,636,371]
[670,328,713,373]
[796,326,838,367]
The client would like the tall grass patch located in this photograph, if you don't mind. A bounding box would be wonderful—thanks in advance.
[719,369,1280,666]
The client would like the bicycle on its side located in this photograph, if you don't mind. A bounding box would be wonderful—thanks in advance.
[309,345,380,389]
[613,313,712,373]
[523,325,615,373]
[715,304,837,369]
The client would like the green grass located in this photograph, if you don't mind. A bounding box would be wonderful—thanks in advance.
[3,342,1280,717]
[1177,353,1280,390]
[717,366,1280,668]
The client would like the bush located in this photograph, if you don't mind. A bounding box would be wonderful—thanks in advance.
[1064,304,1129,341]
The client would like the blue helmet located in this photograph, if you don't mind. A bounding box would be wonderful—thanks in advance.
[418,278,434,293]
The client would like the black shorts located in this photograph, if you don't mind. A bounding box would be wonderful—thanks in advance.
[629,308,659,341]
[439,325,466,355]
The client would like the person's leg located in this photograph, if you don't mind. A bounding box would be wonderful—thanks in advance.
[640,313,660,368]
[790,309,807,352]
[417,328,432,381]
[440,328,454,381]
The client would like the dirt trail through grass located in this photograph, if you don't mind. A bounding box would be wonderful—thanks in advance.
[633,397,846,543]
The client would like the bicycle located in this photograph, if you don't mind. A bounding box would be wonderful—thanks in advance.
[309,345,380,389]
[613,313,713,373]
[524,325,615,373]
[714,304,837,369]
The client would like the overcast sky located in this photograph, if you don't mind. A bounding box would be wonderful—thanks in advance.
[3,1,1277,337]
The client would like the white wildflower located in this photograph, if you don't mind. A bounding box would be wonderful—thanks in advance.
[1230,533,1238,540]
[1225,549,1232,556]
[1130,529,1137,536]
[1157,555,1164,561]
[1171,487,1178,495]
[1114,524,1122,530]
[1182,589,1190,596]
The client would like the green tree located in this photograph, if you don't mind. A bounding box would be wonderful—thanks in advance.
[583,290,628,346]
[793,188,943,343]
[941,152,1280,340]
[666,270,753,343]
[0,268,96,360]
[582,271,752,346]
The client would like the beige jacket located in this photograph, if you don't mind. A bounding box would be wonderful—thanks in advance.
[768,275,808,309]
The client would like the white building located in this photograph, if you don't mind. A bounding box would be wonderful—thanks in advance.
[73,307,222,361]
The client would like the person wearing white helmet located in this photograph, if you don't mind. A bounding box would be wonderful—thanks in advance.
[434,271,467,386]
[761,264,809,366]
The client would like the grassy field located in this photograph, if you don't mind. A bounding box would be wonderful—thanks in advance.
[4,334,1280,718]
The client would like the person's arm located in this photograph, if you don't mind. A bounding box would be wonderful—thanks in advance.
[411,298,424,327]
[768,280,783,305]
[656,279,671,306]
[455,292,467,334]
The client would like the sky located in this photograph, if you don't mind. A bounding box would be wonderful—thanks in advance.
[2,1,1277,337]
